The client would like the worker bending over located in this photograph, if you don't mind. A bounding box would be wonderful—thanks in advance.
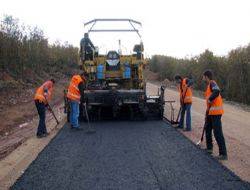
[203,70,228,160]
[34,79,55,138]
[175,75,193,131]
[67,73,86,129]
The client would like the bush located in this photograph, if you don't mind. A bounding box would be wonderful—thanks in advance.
[149,48,250,105]
[0,15,79,85]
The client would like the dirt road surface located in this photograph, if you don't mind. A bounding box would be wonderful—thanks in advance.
[0,79,68,160]
[147,83,250,182]
[11,121,250,190]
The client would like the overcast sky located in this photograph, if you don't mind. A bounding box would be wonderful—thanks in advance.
[1,0,250,58]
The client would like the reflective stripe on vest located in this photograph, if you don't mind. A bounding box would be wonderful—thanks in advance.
[36,94,45,99]
[204,80,224,115]
[67,92,81,100]
[67,75,83,102]
[34,81,53,103]
[72,84,79,91]
[210,106,224,111]
[179,78,192,104]
[184,96,192,102]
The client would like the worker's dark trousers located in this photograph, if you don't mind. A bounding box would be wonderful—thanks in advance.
[35,101,47,136]
[205,115,227,156]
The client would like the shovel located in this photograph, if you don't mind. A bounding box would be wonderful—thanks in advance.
[196,122,206,146]
[84,102,96,134]
[171,106,181,125]
[173,87,188,125]
[196,106,210,146]
[45,97,59,125]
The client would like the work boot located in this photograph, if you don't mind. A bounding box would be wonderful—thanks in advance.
[206,149,213,155]
[37,133,47,138]
[75,127,83,131]
[217,155,228,161]
[71,127,83,131]
[177,125,183,129]
[44,132,50,136]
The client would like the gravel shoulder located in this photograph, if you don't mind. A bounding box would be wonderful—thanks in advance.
[0,79,68,160]
[147,82,250,182]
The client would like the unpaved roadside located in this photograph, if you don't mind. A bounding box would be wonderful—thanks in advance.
[147,83,250,182]
[0,117,66,190]
[0,79,68,189]
[0,79,68,160]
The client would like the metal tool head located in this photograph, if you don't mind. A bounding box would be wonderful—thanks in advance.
[85,129,96,134]
[196,140,201,146]
[172,121,180,125]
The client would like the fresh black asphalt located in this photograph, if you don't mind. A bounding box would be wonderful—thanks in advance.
[11,121,250,190]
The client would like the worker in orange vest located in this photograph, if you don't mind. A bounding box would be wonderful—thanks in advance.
[34,79,55,138]
[203,70,227,160]
[67,73,86,129]
[175,75,193,131]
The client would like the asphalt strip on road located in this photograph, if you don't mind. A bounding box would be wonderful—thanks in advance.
[11,121,250,190]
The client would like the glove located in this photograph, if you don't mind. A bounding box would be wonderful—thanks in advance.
[80,95,87,103]
[204,120,208,130]
[205,108,209,116]
[47,106,52,112]
[180,98,184,107]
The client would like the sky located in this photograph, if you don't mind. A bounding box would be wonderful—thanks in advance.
[0,0,250,58]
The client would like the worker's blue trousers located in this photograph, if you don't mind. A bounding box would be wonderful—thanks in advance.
[70,100,80,128]
[179,103,192,131]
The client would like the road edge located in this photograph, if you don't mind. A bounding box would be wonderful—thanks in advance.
[0,117,66,190]
[163,118,250,187]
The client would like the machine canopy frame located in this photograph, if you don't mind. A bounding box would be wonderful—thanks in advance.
[84,18,142,39]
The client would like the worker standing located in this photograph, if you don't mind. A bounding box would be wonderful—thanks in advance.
[80,33,95,61]
[175,75,193,131]
[34,79,55,138]
[202,70,228,160]
[67,73,86,129]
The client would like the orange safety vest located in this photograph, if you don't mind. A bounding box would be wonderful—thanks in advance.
[178,78,192,104]
[34,81,54,103]
[204,80,224,115]
[67,75,84,102]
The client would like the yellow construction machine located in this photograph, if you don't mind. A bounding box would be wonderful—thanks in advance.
[66,19,165,120]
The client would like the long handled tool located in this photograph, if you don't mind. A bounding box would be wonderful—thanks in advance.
[173,86,188,125]
[170,106,181,125]
[196,106,210,146]
[196,121,206,146]
[45,96,59,125]
[84,102,96,134]
[47,103,59,125]
[174,106,182,124]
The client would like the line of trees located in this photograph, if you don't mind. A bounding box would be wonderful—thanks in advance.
[149,47,250,105]
[0,15,79,88]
